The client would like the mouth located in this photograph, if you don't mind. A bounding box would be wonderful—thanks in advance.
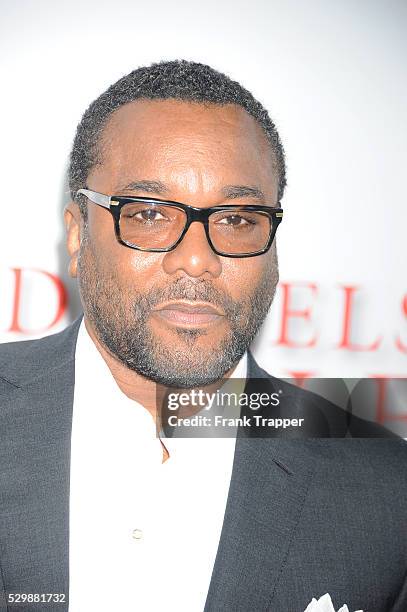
[151,301,225,328]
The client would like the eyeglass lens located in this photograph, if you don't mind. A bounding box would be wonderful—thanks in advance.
[119,203,273,254]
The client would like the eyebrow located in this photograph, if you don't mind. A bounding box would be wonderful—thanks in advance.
[117,180,265,201]
[118,180,169,194]
[221,184,265,201]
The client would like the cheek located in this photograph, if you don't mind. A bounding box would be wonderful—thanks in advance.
[103,251,165,295]
[127,251,163,276]
[221,256,272,299]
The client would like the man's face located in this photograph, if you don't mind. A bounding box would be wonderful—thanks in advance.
[70,99,279,387]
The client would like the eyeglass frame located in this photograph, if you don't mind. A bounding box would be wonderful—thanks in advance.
[76,188,284,258]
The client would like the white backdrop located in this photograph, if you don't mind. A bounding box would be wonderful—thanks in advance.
[0,0,406,393]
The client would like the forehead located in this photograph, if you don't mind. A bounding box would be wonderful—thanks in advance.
[96,99,277,195]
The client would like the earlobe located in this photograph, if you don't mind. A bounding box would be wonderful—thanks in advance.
[64,203,82,278]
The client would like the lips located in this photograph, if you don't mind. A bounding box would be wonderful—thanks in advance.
[151,301,225,327]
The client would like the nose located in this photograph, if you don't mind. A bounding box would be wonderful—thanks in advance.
[161,220,222,279]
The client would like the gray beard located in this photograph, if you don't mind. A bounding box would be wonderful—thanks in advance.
[78,239,278,388]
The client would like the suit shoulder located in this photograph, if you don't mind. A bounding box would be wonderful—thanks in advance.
[0,317,82,387]
[248,356,403,440]
[313,437,407,488]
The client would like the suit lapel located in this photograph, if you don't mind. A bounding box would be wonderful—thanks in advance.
[205,438,317,611]
[0,318,82,604]
[204,353,318,611]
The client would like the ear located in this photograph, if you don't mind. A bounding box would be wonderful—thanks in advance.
[64,202,83,278]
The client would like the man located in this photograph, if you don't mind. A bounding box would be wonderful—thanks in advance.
[0,60,406,612]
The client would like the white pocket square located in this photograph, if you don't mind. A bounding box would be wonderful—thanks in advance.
[304,592,363,612]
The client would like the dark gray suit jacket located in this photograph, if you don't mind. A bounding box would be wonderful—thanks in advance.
[0,317,406,611]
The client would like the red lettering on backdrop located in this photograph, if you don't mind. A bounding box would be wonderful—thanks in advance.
[395,295,407,353]
[286,371,316,388]
[368,376,407,425]
[276,282,318,348]
[338,286,381,351]
[8,268,68,334]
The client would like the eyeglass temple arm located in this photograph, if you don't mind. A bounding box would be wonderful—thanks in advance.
[76,189,112,210]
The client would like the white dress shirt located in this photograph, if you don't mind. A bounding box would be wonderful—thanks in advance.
[69,320,247,611]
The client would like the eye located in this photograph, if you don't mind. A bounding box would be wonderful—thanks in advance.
[216,213,256,227]
[139,208,166,222]
[123,206,169,222]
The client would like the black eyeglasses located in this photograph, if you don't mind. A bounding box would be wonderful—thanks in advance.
[76,188,283,258]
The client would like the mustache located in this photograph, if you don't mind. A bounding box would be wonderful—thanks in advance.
[134,278,239,317]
